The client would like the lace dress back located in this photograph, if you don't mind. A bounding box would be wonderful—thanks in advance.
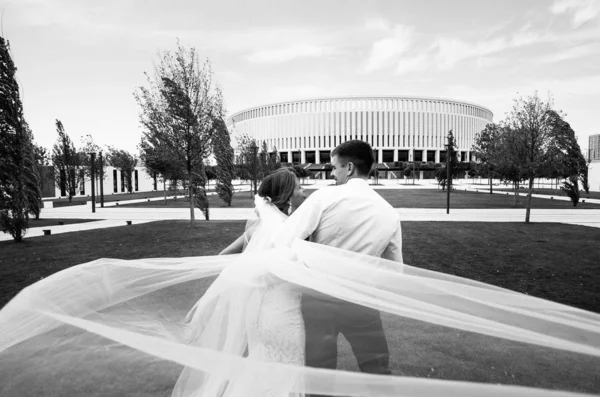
[243,200,305,397]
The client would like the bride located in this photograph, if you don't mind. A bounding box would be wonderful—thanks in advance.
[0,169,599,397]
[173,167,308,397]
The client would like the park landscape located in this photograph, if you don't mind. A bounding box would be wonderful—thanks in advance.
[2,1,600,396]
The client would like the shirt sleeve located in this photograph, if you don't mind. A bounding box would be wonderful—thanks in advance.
[381,218,403,264]
[272,191,325,248]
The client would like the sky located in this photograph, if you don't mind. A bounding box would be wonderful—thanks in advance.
[3,0,600,154]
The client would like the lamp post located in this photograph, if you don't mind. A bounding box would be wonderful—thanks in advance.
[90,152,96,213]
[446,130,454,214]
[99,151,104,208]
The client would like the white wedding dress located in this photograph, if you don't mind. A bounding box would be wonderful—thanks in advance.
[240,199,305,397]
[173,196,306,397]
[1,195,600,397]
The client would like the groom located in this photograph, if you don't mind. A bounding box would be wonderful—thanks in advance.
[275,140,403,389]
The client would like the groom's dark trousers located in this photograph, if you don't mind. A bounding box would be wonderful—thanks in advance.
[301,293,391,396]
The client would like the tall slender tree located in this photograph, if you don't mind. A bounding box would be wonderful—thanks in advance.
[435,140,460,191]
[134,41,223,224]
[259,141,274,178]
[32,142,49,219]
[80,134,106,195]
[51,120,85,201]
[211,117,235,206]
[271,146,282,170]
[0,37,40,241]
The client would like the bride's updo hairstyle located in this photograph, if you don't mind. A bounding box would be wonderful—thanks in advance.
[257,168,298,214]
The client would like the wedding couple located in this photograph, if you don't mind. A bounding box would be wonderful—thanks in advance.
[201,139,403,397]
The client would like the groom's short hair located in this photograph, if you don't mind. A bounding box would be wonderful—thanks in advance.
[331,140,374,176]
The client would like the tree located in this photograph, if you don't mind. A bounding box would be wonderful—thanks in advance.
[211,117,235,206]
[402,167,411,184]
[139,135,185,204]
[0,37,40,241]
[235,133,260,196]
[271,146,282,170]
[80,134,107,195]
[107,147,138,194]
[370,167,380,184]
[544,110,589,206]
[435,145,460,191]
[31,140,49,220]
[503,93,558,222]
[258,141,278,178]
[51,120,85,202]
[134,41,223,224]
[493,127,528,207]
[204,165,217,184]
[467,161,483,180]
[291,164,311,183]
[472,123,502,194]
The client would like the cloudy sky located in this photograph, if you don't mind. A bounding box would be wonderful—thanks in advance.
[4,0,600,154]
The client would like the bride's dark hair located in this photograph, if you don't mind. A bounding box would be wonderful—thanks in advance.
[257,168,298,214]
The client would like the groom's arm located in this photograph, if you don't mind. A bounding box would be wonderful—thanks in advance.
[381,219,403,264]
[272,191,325,248]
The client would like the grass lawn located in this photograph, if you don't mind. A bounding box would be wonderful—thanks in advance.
[1,221,599,395]
[117,188,600,209]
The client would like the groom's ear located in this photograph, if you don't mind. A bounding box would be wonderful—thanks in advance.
[346,161,355,176]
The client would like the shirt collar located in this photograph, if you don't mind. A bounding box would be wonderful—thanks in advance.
[346,178,369,186]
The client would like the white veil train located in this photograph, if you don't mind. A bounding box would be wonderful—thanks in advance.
[0,195,599,397]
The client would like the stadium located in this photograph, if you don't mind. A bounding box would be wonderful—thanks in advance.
[227,95,493,179]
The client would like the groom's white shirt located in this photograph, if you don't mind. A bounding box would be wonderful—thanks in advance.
[274,178,403,264]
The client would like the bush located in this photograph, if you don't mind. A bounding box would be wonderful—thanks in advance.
[560,178,580,207]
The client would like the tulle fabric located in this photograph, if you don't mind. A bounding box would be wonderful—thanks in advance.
[0,196,599,397]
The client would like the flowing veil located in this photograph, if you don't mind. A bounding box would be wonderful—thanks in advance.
[1,195,599,396]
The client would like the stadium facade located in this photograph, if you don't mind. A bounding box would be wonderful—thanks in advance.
[589,134,600,162]
[226,96,493,169]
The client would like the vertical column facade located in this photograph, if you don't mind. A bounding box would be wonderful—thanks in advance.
[226,97,493,165]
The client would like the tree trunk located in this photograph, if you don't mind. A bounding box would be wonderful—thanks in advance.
[489,174,493,194]
[514,182,518,207]
[163,179,167,206]
[525,176,535,223]
[189,174,195,227]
